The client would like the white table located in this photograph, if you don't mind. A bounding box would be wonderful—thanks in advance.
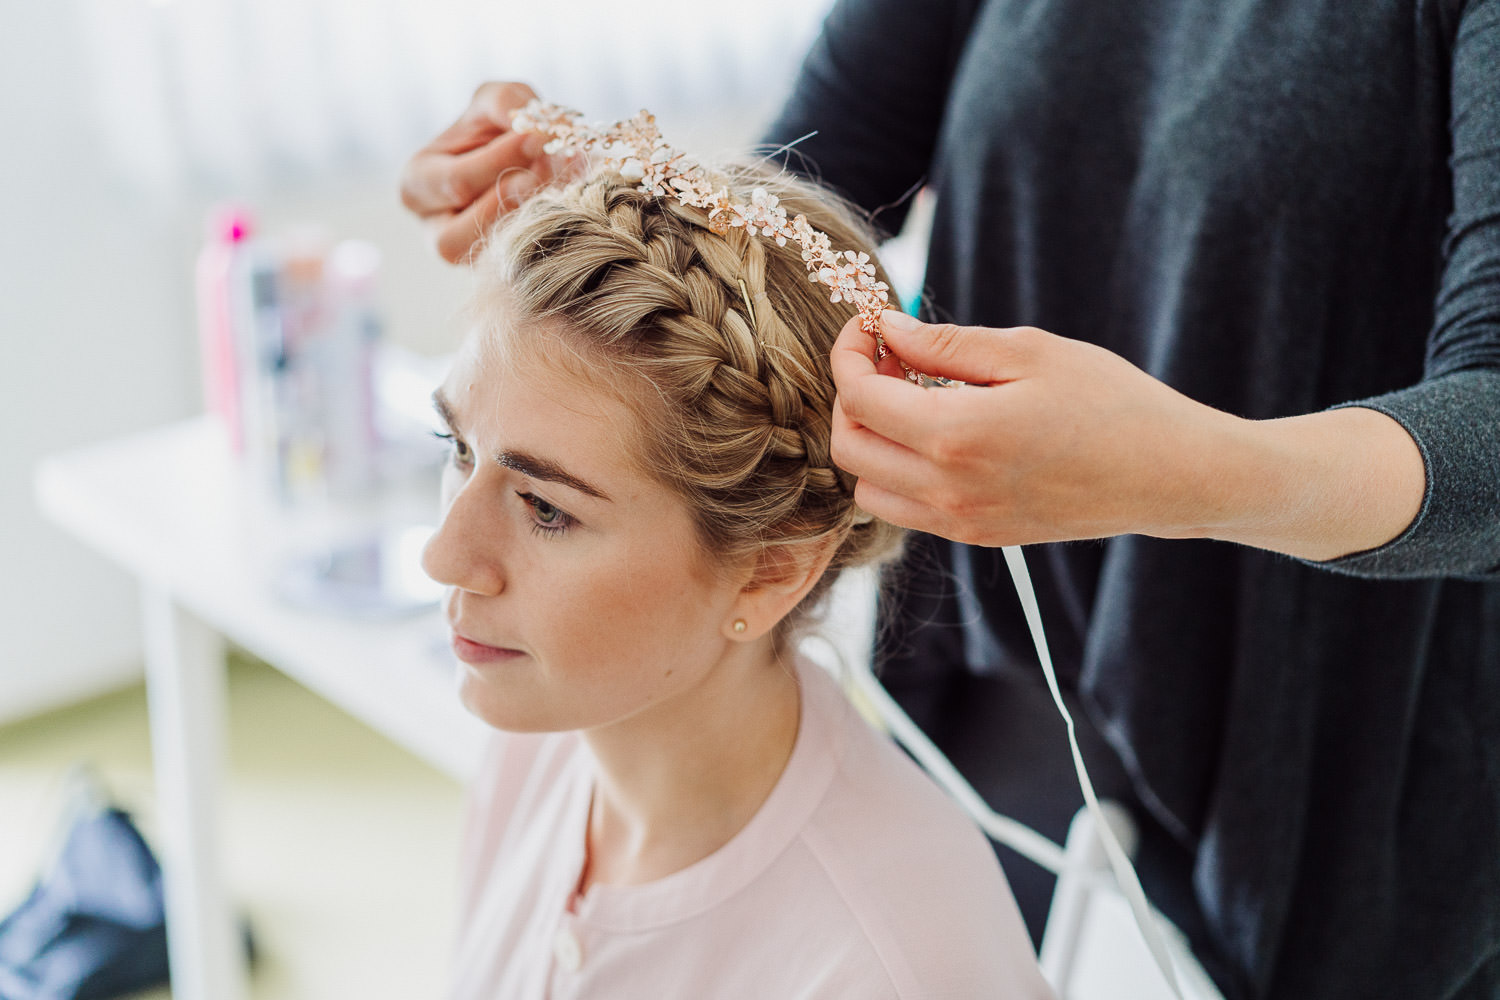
[35,417,489,1000]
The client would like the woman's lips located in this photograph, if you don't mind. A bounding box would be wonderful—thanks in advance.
[451,632,524,665]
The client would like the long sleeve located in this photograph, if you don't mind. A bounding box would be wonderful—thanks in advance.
[760,0,982,237]
[1324,0,1500,578]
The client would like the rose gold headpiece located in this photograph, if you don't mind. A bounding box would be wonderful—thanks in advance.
[511,100,942,384]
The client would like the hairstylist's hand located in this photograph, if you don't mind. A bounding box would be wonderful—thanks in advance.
[830,311,1231,547]
[400,81,558,264]
[829,311,1426,559]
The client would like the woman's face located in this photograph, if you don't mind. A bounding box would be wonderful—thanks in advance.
[421,325,750,734]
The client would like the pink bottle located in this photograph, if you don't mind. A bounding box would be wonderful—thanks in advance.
[195,206,255,453]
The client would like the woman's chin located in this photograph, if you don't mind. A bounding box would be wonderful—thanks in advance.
[457,669,562,734]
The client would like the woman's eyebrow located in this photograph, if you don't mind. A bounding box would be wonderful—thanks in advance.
[431,389,459,430]
[498,451,612,502]
[432,389,612,502]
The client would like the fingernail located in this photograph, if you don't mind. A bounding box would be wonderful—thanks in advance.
[520,134,546,160]
[501,172,538,202]
[881,309,919,334]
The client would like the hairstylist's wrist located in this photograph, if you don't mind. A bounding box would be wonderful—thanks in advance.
[1137,404,1264,545]
[1180,405,1425,562]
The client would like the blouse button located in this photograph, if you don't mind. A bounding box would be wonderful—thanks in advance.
[553,926,583,972]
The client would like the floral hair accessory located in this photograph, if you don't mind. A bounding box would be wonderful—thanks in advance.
[511,100,948,386]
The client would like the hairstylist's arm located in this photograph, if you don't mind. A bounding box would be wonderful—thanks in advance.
[830,312,1426,562]
[400,81,557,263]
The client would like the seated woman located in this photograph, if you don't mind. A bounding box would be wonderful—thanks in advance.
[422,105,1052,999]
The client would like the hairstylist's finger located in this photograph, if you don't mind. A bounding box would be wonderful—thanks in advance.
[467,80,540,131]
[876,311,1036,385]
[429,166,546,263]
[426,108,504,155]
[831,313,920,391]
[430,183,502,264]
[830,397,945,504]
[403,149,456,216]
[402,82,541,215]
[402,131,547,217]
[873,350,909,380]
[831,318,940,449]
[850,476,955,540]
[443,131,549,213]
[830,311,946,388]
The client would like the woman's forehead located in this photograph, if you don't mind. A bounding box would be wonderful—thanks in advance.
[466,306,603,387]
[444,324,647,479]
[450,326,613,418]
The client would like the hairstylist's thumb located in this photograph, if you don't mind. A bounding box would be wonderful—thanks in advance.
[878,311,1034,386]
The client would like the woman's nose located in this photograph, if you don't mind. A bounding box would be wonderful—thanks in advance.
[421,481,504,596]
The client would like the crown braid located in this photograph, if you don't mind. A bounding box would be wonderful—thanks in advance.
[471,162,904,632]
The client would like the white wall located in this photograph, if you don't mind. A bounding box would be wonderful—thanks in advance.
[1,5,195,722]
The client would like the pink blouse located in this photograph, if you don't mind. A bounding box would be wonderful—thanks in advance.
[448,655,1055,999]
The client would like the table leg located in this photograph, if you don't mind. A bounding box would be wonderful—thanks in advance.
[141,583,248,1000]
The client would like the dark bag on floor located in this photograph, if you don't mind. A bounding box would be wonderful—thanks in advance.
[0,806,169,1000]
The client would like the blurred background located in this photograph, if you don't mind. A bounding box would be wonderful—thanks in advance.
[1,0,838,728]
[0,1,840,995]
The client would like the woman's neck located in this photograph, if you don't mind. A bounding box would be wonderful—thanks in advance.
[576,642,801,894]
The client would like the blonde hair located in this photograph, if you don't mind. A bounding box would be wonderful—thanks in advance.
[470,160,904,637]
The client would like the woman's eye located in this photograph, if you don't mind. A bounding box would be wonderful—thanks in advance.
[518,492,573,536]
[433,431,472,465]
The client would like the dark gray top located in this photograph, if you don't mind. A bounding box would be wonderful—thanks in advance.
[765,1,1500,997]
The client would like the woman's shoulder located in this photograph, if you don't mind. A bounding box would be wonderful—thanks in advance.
[459,728,586,892]
[797,660,999,865]
[787,662,1054,997]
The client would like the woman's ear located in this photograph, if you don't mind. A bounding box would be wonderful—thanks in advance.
[722,538,839,641]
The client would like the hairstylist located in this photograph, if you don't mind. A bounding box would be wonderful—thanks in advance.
[399,1,1500,994]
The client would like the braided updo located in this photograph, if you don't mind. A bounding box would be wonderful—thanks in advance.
[469,160,905,638]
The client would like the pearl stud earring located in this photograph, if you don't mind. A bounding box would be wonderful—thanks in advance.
[732,619,747,634]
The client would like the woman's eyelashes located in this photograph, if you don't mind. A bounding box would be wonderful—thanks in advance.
[517,492,575,537]
[433,430,473,467]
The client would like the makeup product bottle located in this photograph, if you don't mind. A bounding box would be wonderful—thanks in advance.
[194,206,255,453]
[320,239,383,502]
[272,231,333,507]
[237,240,285,501]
